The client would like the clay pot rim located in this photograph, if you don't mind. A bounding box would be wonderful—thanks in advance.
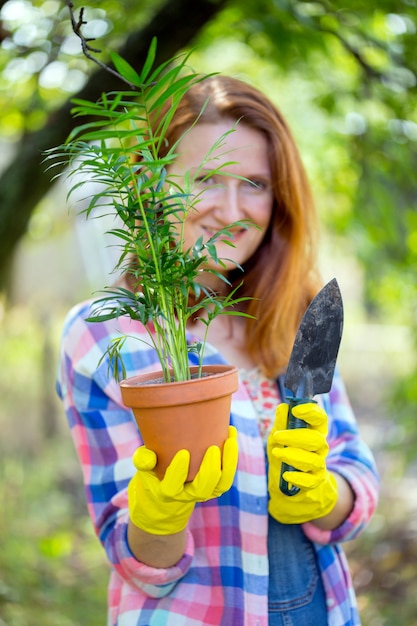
[119,364,239,409]
[119,364,238,389]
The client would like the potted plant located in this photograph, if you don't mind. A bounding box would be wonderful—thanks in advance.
[47,19,255,479]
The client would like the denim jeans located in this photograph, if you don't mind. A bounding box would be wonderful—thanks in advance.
[268,515,328,626]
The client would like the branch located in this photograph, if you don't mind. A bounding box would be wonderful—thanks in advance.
[319,25,384,81]
[66,0,136,88]
[290,2,387,83]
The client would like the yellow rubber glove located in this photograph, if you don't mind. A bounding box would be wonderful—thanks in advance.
[267,402,338,524]
[128,425,238,535]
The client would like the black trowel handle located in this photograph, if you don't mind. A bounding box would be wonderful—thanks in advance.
[279,397,309,496]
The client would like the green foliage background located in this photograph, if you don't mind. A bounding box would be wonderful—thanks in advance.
[0,0,416,624]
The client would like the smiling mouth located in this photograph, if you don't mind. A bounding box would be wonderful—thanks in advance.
[202,226,246,240]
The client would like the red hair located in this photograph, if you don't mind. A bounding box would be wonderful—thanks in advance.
[151,75,322,377]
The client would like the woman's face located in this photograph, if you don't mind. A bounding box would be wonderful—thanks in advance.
[167,121,274,274]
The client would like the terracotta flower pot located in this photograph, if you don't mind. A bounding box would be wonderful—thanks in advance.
[120,364,239,481]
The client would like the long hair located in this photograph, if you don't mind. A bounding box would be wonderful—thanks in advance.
[150,75,322,377]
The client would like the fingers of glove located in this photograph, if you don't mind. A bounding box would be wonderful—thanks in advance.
[271,446,326,473]
[159,449,190,500]
[128,475,195,534]
[183,446,222,501]
[291,403,328,434]
[132,446,157,471]
[212,425,239,497]
[281,468,327,490]
[267,404,289,457]
[271,428,328,454]
[271,402,289,431]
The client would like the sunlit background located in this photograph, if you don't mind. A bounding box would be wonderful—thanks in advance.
[0,1,416,624]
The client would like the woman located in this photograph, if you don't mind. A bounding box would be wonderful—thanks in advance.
[57,75,379,626]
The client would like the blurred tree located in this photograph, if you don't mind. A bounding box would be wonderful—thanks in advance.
[0,0,415,315]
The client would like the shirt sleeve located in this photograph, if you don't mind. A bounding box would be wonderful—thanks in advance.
[56,302,194,596]
[302,369,379,545]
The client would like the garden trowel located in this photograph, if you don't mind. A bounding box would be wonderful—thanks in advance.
[279,277,343,495]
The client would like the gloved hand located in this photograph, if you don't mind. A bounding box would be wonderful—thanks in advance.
[128,425,238,535]
[267,402,338,524]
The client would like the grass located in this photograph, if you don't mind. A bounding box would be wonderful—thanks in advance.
[0,305,109,625]
[0,438,109,626]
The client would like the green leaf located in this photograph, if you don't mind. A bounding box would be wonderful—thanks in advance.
[150,74,200,114]
[140,36,157,82]
[109,51,143,87]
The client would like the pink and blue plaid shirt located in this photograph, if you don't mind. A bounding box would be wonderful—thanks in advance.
[57,300,379,626]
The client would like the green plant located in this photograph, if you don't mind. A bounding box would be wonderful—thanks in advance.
[46,37,254,383]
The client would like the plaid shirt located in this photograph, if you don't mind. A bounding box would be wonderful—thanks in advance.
[57,300,379,626]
